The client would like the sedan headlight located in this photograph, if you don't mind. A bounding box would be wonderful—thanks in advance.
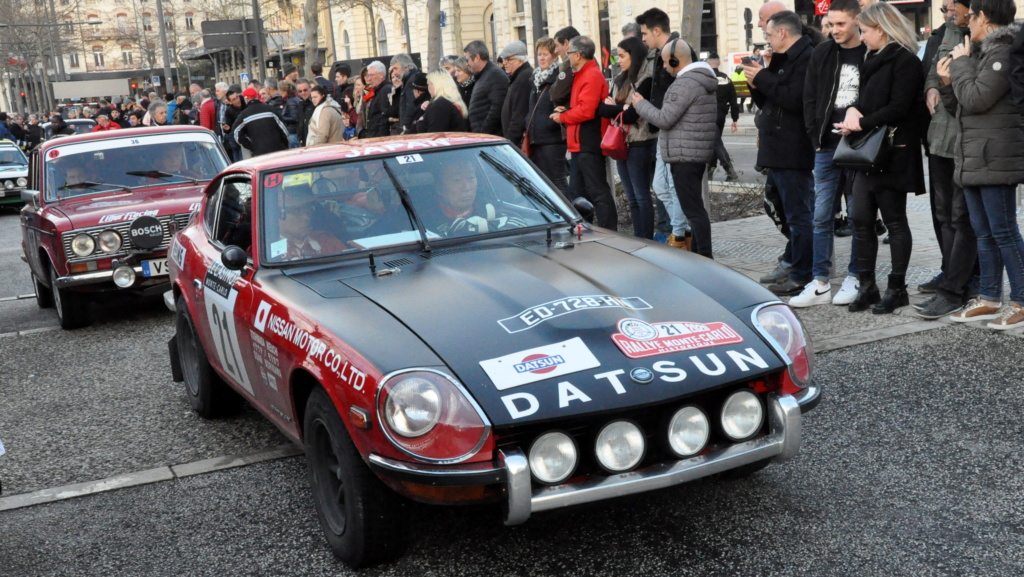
[377,369,491,463]
[667,406,710,458]
[528,431,577,484]
[594,420,645,473]
[16,177,27,187]
[754,304,815,387]
[720,390,764,441]
[4,180,13,190]
[71,233,95,256]
[97,230,122,253]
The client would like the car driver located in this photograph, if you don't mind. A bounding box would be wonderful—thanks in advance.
[273,186,348,260]
[431,166,527,237]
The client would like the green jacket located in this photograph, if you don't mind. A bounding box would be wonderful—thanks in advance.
[925,23,965,158]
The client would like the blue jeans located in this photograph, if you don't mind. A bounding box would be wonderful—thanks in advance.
[812,149,857,282]
[769,168,814,281]
[963,185,1024,305]
[616,144,656,239]
[288,133,300,149]
[652,145,688,235]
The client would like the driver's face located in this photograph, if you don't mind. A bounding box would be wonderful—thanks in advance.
[154,151,184,173]
[280,198,315,238]
[439,171,477,212]
[64,163,89,185]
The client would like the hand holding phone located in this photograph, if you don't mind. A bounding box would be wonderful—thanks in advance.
[741,57,753,65]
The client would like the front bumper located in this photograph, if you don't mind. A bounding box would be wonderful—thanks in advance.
[56,267,169,294]
[369,393,803,525]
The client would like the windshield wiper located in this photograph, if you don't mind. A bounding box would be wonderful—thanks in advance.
[0,160,24,166]
[478,151,579,225]
[380,160,432,252]
[60,181,132,193]
[125,170,199,185]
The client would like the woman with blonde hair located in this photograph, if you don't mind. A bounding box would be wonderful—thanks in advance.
[834,1,927,313]
[410,70,470,133]
[451,57,476,106]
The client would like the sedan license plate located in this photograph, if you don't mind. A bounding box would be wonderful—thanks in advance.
[142,258,169,277]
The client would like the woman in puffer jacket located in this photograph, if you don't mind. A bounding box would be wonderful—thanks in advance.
[598,36,657,239]
[938,0,1024,328]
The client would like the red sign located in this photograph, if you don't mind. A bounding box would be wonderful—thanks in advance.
[815,0,832,15]
[611,319,744,360]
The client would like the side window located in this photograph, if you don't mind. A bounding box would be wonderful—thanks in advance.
[214,179,253,251]
[203,184,222,236]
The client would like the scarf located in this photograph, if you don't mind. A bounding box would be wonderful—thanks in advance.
[532,64,558,91]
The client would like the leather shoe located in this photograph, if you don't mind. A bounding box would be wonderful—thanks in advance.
[848,281,881,312]
[768,278,808,296]
[872,286,909,314]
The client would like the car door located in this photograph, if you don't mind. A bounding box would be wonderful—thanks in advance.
[20,148,49,279]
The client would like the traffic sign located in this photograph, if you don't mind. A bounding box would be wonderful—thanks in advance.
[152,76,161,87]
[240,73,250,84]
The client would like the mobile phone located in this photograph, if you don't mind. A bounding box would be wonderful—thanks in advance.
[831,128,843,134]
[741,56,753,65]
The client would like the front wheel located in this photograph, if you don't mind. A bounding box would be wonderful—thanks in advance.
[33,271,53,309]
[304,387,405,567]
[175,296,241,418]
[50,265,88,330]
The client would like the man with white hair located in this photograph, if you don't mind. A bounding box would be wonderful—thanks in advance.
[364,61,395,137]
[389,54,419,133]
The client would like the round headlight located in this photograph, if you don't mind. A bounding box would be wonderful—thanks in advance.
[667,406,710,458]
[595,420,645,472]
[4,180,13,190]
[98,230,122,253]
[720,391,764,441]
[16,177,27,187]
[528,431,578,485]
[112,265,136,288]
[758,309,795,353]
[383,376,442,437]
[71,233,95,256]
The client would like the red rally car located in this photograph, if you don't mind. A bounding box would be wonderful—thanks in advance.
[167,134,820,567]
[20,126,229,329]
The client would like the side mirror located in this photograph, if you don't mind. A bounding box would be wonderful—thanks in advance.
[21,189,40,208]
[571,197,594,221]
[221,245,248,271]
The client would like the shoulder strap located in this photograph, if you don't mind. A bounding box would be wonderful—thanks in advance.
[525,84,548,129]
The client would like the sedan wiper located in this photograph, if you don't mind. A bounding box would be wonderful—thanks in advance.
[478,151,579,225]
[125,170,199,185]
[0,160,24,166]
[60,180,132,193]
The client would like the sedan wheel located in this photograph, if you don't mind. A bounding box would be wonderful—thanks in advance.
[50,265,88,330]
[304,388,405,568]
[33,272,53,309]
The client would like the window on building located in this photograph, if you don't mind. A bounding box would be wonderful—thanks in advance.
[185,14,194,30]
[147,46,156,65]
[63,19,73,34]
[143,13,152,31]
[116,14,129,33]
[343,30,351,60]
[69,52,80,68]
[377,20,387,56]
[516,26,527,44]
[122,47,134,65]
[515,0,524,14]
[93,47,105,67]
[164,13,173,30]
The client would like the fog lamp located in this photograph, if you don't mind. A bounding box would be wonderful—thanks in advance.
[720,391,764,441]
[112,265,136,288]
[667,406,710,458]
[595,420,645,473]
[528,431,578,485]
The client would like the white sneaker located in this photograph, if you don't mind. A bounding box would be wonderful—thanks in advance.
[789,280,832,308]
[832,276,859,305]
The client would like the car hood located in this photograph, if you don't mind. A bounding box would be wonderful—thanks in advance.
[0,165,27,176]
[337,240,785,428]
[50,184,206,228]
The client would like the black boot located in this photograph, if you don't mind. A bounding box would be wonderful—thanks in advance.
[848,275,881,312]
[873,275,909,314]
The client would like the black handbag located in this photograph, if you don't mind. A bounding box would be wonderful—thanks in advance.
[832,125,897,172]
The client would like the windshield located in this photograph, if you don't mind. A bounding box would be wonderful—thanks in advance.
[260,144,572,263]
[44,132,228,201]
[0,148,27,165]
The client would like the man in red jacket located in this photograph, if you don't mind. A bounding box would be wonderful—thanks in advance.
[90,114,121,132]
[550,36,616,230]
[199,89,217,132]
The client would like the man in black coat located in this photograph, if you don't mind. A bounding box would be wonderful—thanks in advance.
[296,79,316,145]
[743,11,816,296]
[231,99,290,157]
[498,41,534,147]
[363,61,395,138]
[463,40,509,136]
[389,54,420,134]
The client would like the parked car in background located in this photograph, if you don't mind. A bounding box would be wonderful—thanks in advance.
[40,119,96,141]
[0,139,29,207]
[20,126,229,329]
[167,134,821,567]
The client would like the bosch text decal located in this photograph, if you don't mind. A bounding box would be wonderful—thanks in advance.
[611,318,744,359]
[498,295,653,333]
[479,337,601,390]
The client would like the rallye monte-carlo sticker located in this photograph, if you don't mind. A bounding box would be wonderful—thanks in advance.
[479,337,601,390]
[203,261,253,394]
[498,295,652,333]
[611,318,744,359]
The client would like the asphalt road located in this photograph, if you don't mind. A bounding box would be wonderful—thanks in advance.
[2,198,1023,575]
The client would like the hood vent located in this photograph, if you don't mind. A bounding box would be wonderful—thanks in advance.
[419,243,518,259]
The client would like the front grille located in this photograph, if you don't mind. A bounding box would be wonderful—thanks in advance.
[62,212,192,262]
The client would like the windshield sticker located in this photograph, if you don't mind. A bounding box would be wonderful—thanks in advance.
[611,318,744,359]
[270,238,288,259]
[264,173,284,188]
[395,154,423,164]
[479,337,600,390]
[99,209,158,224]
[498,295,652,333]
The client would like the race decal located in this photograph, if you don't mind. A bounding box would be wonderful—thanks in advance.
[264,173,283,188]
[395,153,423,164]
[498,295,652,333]
[99,209,158,224]
[203,261,253,394]
[479,337,600,390]
[170,238,187,269]
[611,318,744,360]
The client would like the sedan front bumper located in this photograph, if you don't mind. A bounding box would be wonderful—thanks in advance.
[369,393,803,525]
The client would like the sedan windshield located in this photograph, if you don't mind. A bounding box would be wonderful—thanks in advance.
[261,144,572,263]
[44,132,228,201]
[0,148,27,165]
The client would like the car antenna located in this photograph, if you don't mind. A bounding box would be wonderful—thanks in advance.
[368,252,376,275]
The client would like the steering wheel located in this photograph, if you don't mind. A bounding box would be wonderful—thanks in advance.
[312,178,339,196]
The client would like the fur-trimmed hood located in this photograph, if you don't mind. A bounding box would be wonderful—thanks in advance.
[976,19,1022,53]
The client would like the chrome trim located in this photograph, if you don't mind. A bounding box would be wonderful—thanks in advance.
[61,213,192,263]
[500,448,531,526]
[56,265,166,288]
[502,394,801,525]
[374,367,493,465]
[367,453,506,486]
[792,382,821,414]
[750,301,793,365]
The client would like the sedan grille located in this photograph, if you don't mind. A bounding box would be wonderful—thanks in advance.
[62,212,193,262]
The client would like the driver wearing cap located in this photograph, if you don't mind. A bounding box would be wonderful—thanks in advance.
[430,166,527,237]
[274,185,348,260]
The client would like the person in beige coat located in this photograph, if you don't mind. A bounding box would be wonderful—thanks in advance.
[306,85,345,145]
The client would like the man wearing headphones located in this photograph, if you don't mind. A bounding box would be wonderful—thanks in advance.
[632,39,719,259]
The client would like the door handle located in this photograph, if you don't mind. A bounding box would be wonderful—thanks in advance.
[193,279,202,292]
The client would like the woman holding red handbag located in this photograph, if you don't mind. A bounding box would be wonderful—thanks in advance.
[598,36,657,239]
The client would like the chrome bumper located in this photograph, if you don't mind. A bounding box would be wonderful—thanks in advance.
[56,267,166,288]
[369,394,803,525]
[793,381,821,413]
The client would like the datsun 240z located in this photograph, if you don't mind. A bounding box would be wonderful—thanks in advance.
[166,134,821,567]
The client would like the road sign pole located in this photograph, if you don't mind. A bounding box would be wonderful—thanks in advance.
[154,0,174,90]
[251,0,266,82]
[241,18,253,81]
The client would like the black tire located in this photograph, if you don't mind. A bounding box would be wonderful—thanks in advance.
[33,271,53,309]
[50,265,88,330]
[175,296,241,418]
[304,387,405,568]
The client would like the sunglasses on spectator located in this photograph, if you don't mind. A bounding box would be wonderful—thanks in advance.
[966,11,976,19]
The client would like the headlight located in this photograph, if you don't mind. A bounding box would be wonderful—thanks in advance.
[112,265,136,288]
[667,406,710,458]
[71,233,95,256]
[528,431,577,484]
[16,177,27,187]
[97,230,122,253]
[384,376,441,437]
[377,369,491,463]
[594,420,645,472]
[4,180,13,190]
[720,391,764,441]
[754,304,815,387]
